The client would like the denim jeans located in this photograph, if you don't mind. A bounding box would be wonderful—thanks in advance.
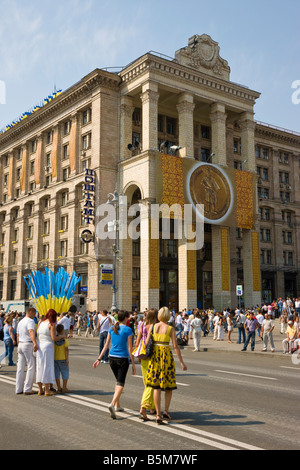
[176,324,183,339]
[99,331,109,361]
[2,338,15,365]
[237,326,246,344]
[243,331,256,351]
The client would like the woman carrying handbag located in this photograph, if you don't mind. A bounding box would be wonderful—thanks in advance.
[133,309,158,421]
[145,307,187,425]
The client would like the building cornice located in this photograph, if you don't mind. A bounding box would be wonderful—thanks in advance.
[0,69,121,150]
[255,122,300,148]
[120,53,261,105]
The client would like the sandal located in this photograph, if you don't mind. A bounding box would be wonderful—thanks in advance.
[139,409,150,422]
[163,411,172,421]
[156,415,164,425]
[45,391,56,396]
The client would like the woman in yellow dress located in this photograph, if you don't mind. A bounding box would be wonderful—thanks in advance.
[146,307,187,425]
[134,309,158,421]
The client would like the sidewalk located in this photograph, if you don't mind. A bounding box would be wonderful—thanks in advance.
[71,319,294,357]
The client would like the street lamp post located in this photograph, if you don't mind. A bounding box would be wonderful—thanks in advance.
[107,190,120,312]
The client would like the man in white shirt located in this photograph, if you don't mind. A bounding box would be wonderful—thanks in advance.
[236,310,246,344]
[15,307,39,395]
[191,313,203,351]
[58,313,71,337]
[256,311,264,338]
[97,310,112,363]
[175,313,183,339]
[295,298,300,315]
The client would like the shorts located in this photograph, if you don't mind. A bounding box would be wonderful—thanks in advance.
[109,357,129,387]
[54,360,69,380]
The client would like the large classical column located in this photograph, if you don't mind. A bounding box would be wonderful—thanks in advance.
[1,215,12,300]
[140,82,159,152]
[242,230,261,307]
[32,201,41,266]
[210,102,227,166]
[211,226,232,309]
[20,142,28,195]
[210,102,231,310]
[120,96,135,160]
[240,111,262,307]
[51,124,60,183]
[15,206,26,300]
[34,134,44,190]
[139,200,159,311]
[177,93,195,158]
[66,188,77,274]
[178,224,197,310]
[240,112,256,172]
[118,236,133,311]
[7,152,15,201]
[69,113,80,176]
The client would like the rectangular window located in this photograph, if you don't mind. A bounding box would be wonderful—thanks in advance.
[43,220,50,235]
[132,267,140,280]
[203,271,212,283]
[27,247,33,263]
[263,168,268,180]
[60,215,68,231]
[63,144,69,160]
[60,240,68,257]
[43,244,49,260]
[265,229,271,242]
[132,239,140,257]
[158,114,164,133]
[82,108,92,125]
[64,121,71,135]
[262,148,269,160]
[201,125,210,139]
[82,133,91,150]
[201,148,211,163]
[10,279,17,300]
[63,168,69,181]
[166,117,176,135]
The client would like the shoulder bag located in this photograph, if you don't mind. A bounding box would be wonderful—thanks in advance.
[145,324,154,358]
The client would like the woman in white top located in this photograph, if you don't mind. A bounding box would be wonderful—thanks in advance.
[227,313,233,343]
[36,309,65,396]
[191,313,202,351]
[217,314,225,341]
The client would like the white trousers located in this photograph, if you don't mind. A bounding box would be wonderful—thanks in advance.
[263,331,275,351]
[217,325,224,340]
[193,331,201,351]
[15,342,36,394]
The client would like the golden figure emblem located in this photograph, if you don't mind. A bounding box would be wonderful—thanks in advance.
[189,164,231,221]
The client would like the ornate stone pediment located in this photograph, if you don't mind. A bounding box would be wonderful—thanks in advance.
[175,34,231,81]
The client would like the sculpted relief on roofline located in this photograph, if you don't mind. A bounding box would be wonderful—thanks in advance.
[175,34,231,81]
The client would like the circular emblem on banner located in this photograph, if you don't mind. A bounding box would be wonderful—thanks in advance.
[81,229,94,244]
[189,164,232,222]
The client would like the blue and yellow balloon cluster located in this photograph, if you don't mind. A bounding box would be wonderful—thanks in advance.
[23,267,81,317]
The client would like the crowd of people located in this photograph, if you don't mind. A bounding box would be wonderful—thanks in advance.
[0,308,70,395]
[0,296,299,423]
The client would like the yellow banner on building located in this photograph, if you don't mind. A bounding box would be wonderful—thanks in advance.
[157,154,257,230]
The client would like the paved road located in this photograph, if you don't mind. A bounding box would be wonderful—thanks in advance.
[0,320,299,452]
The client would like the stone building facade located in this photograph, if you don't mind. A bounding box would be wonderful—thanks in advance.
[0,35,299,312]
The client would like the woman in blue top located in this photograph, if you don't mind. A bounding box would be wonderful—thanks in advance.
[93,310,136,419]
[0,314,17,366]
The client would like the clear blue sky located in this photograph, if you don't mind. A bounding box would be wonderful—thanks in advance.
[0,0,299,132]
